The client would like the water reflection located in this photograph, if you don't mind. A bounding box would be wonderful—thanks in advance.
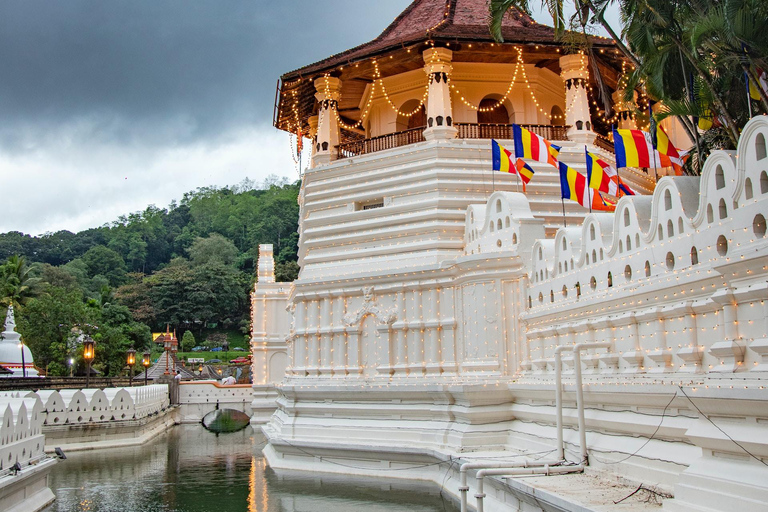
[44,425,458,512]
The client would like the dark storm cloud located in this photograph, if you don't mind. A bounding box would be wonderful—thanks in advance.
[0,1,411,150]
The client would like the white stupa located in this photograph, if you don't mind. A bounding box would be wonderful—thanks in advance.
[0,305,39,377]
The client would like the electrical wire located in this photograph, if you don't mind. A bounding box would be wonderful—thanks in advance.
[589,391,677,465]
[677,385,768,468]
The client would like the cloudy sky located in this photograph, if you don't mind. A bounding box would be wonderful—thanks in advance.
[0,1,612,236]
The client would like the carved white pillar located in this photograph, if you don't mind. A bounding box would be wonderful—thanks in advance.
[306,300,320,375]
[612,89,637,130]
[331,293,346,376]
[425,287,441,374]
[621,313,645,373]
[313,76,341,165]
[710,289,745,372]
[307,115,319,167]
[676,303,703,373]
[408,287,425,376]
[393,289,408,375]
[441,287,458,374]
[319,296,332,375]
[257,244,275,283]
[422,47,457,141]
[293,301,307,376]
[560,54,595,145]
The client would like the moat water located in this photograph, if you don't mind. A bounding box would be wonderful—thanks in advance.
[43,425,459,512]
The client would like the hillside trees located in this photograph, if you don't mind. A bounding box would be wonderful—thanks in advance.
[0,177,301,374]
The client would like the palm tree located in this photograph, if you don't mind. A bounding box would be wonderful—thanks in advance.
[0,255,37,308]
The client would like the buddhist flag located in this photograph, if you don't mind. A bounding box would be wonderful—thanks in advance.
[515,158,535,192]
[513,124,560,167]
[613,128,681,174]
[585,149,618,195]
[515,159,535,184]
[491,139,515,173]
[592,191,617,212]
[655,126,684,175]
[559,162,591,208]
[585,150,636,197]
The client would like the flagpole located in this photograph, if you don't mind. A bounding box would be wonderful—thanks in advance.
[648,106,659,182]
[745,71,754,119]
[611,124,624,197]
[561,198,567,227]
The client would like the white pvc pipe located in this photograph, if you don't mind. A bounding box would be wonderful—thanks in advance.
[459,459,562,512]
[475,465,584,512]
[554,345,572,461]
[572,342,612,464]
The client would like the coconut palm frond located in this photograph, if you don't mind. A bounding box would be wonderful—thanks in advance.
[489,0,528,42]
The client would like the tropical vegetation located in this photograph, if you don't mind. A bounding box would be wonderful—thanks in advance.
[490,0,768,171]
[0,176,301,376]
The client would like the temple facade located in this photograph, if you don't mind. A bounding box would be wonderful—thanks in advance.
[251,1,768,511]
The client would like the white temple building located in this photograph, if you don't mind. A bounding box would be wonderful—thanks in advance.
[250,1,768,510]
[0,306,39,378]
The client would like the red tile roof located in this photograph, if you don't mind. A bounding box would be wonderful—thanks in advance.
[281,0,600,80]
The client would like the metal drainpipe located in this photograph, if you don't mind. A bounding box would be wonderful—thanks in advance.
[475,465,585,512]
[459,459,562,512]
[554,345,572,461]
[572,342,612,464]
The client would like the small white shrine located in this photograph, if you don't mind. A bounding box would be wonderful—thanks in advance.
[0,306,38,378]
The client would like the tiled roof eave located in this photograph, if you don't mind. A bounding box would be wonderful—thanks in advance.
[280,29,616,82]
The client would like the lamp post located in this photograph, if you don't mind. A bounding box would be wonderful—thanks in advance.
[163,336,171,375]
[69,357,74,377]
[126,348,136,387]
[142,351,151,386]
[18,341,26,378]
[83,336,95,388]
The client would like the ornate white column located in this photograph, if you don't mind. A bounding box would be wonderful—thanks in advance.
[306,299,320,376]
[293,300,307,376]
[425,287,441,374]
[319,295,332,376]
[331,292,346,376]
[393,289,408,376]
[710,289,745,372]
[559,54,596,145]
[313,76,341,165]
[408,287,425,376]
[612,88,637,130]
[307,114,319,167]
[422,47,457,141]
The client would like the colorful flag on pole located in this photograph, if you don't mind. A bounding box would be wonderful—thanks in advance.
[513,125,560,167]
[654,126,684,175]
[491,139,515,173]
[585,149,618,195]
[591,190,617,212]
[514,158,535,192]
[492,139,536,191]
[613,128,682,174]
[585,150,636,197]
[558,162,591,208]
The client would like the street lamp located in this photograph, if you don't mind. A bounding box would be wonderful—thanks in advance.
[18,341,26,378]
[142,351,151,386]
[163,336,172,375]
[69,357,75,377]
[83,337,95,388]
[126,348,136,387]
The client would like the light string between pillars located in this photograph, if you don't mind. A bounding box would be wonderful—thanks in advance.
[447,47,553,122]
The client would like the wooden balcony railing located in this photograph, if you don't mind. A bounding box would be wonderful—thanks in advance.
[335,123,571,159]
[594,134,615,154]
[337,126,426,158]
[455,123,569,142]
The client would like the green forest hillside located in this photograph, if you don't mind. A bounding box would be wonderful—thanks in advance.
[0,176,300,376]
